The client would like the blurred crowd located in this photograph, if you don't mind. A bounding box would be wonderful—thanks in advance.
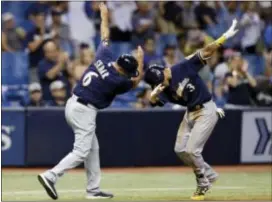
[1,1,272,108]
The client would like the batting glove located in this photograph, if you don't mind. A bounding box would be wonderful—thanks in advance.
[216,108,225,119]
[223,19,239,39]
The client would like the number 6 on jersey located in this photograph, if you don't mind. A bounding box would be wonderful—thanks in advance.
[82,72,99,87]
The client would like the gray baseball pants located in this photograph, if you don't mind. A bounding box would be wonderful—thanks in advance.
[174,100,218,187]
[43,95,101,192]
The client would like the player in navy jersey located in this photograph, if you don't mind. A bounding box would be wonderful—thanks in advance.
[144,19,239,200]
[37,3,144,200]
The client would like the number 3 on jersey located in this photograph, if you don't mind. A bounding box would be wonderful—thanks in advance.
[82,71,99,86]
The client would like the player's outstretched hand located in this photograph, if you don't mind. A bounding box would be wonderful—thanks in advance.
[216,108,225,119]
[223,19,239,39]
[151,84,165,98]
[99,2,108,19]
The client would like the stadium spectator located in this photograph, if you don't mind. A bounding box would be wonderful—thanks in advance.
[26,10,56,82]
[213,79,227,108]
[176,33,186,60]
[162,44,179,68]
[46,1,70,27]
[27,82,47,107]
[49,8,74,58]
[181,2,197,29]
[70,43,95,87]
[183,24,214,56]
[48,80,67,106]
[1,12,24,52]
[131,1,156,47]
[143,37,162,70]
[38,41,70,101]
[84,1,101,48]
[240,2,263,76]
[252,76,272,106]
[156,2,182,34]
[224,53,257,106]
[194,2,217,30]
[25,1,50,20]
[262,7,272,51]
[213,2,243,48]
[107,1,136,58]
[214,49,234,80]
[240,2,262,53]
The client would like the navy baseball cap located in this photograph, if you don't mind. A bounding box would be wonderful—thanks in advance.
[144,64,165,86]
[117,54,139,78]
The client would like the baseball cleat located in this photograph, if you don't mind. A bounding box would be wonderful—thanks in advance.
[191,185,211,200]
[37,174,58,200]
[86,190,114,199]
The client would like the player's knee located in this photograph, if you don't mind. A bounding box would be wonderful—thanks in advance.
[186,146,201,157]
[73,148,90,159]
[174,145,187,160]
[174,143,186,154]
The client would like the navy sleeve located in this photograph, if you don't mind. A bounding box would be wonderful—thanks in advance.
[176,52,206,73]
[186,52,206,72]
[116,79,134,94]
[95,41,114,63]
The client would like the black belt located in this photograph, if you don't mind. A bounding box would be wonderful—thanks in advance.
[187,104,204,112]
[187,99,211,112]
[77,98,90,106]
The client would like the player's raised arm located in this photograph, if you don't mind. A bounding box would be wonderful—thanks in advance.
[99,3,110,45]
[131,46,144,88]
[186,19,239,60]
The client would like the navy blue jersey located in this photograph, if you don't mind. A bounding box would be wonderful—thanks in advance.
[157,52,212,108]
[73,42,133,109]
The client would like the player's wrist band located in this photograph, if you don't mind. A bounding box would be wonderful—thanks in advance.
[215,35,227,46]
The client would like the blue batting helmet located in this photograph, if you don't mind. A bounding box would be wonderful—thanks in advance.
[144,64,166,86]
[117,54,139,78]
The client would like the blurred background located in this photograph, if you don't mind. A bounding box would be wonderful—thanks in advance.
[1,1,271,167]
[1,1,272,108]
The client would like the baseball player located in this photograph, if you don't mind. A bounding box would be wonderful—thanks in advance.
[37,3,144,200]
[144,20,239,200]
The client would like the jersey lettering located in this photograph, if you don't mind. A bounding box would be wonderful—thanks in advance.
[94,60,109,79]
[82,71,99,86]
[187,83,195,92]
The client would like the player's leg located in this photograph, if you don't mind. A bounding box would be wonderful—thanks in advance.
[174,112,218,182]
[186,101,219,199]
[38,98,97,199]
[204,162,219,183]
[174,111,194,167]
[84,135,113,199]
[85,135,101,191]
